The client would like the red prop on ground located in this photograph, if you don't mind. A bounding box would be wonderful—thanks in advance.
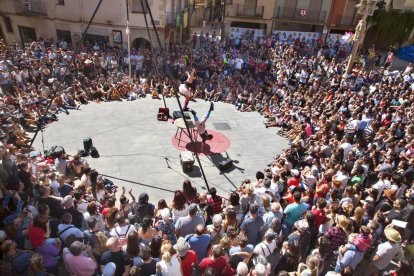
[171,129,231,155]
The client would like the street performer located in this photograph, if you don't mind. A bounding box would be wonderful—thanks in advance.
[179,68,196,111]
[190,102,214,148]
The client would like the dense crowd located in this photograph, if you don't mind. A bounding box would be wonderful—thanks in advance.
[0,27,413,276]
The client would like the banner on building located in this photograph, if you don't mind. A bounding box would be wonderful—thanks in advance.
[230,27,266,39]
[271,30,321,42]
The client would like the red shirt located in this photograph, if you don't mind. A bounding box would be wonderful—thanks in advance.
[199,256,227,274]
[315,182,329,199]
[287,177,300,189]
[179,250,198,276]
[311,209,326,228]
[28,224,45,247]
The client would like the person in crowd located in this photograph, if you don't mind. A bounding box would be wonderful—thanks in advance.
[100,237,130,276]
[240,203,264,245]
[186,224,210,264]
[175,203,204,238]
[173,237,198,276]
[64,240,97,276]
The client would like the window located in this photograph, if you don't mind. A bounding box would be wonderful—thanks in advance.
[57,0,65,5]
[3,17,13,33]
[18,26,36,46]
[132,0,148,13]
[57,30,72,44]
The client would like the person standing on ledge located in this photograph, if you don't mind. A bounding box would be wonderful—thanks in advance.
[190,102,214,147]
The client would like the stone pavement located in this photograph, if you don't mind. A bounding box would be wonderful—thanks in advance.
[33,98,288,203]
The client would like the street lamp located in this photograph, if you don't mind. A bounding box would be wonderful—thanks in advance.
[345,0,378,74]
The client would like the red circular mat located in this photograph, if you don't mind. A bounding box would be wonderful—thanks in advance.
[171,129,231,155]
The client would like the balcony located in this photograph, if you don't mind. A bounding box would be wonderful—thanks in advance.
[274,6,327,23]
[13,0,47,16]
[237,5,264,18]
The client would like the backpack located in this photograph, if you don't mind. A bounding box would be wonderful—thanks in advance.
[196,204,209,224]
[115,225,131,249]
[210,228,224,246]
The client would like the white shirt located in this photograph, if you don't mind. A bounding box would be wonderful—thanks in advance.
[253,240,277,257]
[172,204,189,220]
[373,179,391,201]
[179,83,191,97]
[340,142,352,158]
[235,58,243,70]
[110,224,137,238]
[373,241,402,270]
[158,255,182,276]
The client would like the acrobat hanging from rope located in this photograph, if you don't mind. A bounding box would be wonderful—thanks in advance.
[190,102,214,146]
[179,68,196,111]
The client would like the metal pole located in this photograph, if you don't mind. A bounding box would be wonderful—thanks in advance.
[174,93,211,192]
[221,0,226,41]
[140,0,211,191]
[126,0,132,86]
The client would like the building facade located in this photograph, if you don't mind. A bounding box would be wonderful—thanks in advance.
[0,0,190,48]
[223,0,361,42]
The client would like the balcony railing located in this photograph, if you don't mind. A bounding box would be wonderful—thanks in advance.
[274,6,327,23]
[237,5,264,18]
[13,0,46,16]
[14,0,46,16]
[222,0,232,4]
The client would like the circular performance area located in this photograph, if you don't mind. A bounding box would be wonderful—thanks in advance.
[33,97,288,203]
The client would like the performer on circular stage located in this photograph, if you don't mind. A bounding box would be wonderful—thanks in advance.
[190,102,214,146]
[179,68,196,111]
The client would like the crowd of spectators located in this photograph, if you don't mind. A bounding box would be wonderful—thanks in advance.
[0,28,413,276]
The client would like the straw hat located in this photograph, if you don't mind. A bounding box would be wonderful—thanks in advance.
[173,237,190,257]
[244,183,254,194]
[384,226,401,243]
[294,219,309,232]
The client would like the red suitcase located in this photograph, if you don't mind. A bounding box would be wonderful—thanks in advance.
[157,107,169,121]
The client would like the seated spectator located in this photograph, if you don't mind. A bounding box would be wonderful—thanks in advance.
[137,217,157,246]
[175,203,204,238]
[198,245,228,274]
[173,237,198,276]
[171,190,189,220]
[240,203,264,244]
[156,208,177,245]
[156,240,182,276]
[186,224,210,264]
[64,240,97,276]
[28,253,49,276]
[1,239,33,275]
[58,212,84,244]
[100,237,130,276]
[229,234,253,260]
[137,246,157,276]
[109,212,136,247]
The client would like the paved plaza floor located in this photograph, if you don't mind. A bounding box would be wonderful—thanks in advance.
[33,97,288,202]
